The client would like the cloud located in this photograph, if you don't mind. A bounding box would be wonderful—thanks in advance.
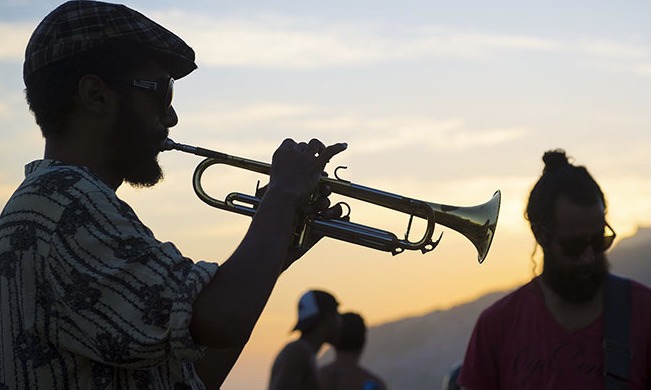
[631,63,651,76]
[0,0,39,4]
[577,38,648,60]
[145,10,649,76]
[177,101,528,157]
[150,13,394,69]
[311,117,528,154]
[153,12,560,69]
[569,38,651,77]
[0,14,559,67]
[0,88,30,124]
[182,102,314,129]
[0,21,33,61]
[400,29,559,59]
[583,59,651,77]
[2,11,648,78]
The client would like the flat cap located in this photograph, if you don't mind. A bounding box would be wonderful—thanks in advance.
[24,0,197,82]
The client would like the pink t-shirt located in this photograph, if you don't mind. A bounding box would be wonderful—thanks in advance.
[458,277,651,390]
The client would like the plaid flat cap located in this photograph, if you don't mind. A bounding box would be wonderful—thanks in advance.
[23,0,197,82]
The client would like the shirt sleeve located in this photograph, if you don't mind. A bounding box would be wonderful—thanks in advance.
[41,178,218,369]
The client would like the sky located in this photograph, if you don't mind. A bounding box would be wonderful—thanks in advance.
[1,0,649,388]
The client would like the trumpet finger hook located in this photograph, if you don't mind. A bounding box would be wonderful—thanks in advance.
[334,166,349,181]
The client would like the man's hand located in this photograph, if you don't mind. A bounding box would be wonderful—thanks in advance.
[263,138,347,269]
[256,178,345,270]
[267,138,347,207]
[284,200,345,270]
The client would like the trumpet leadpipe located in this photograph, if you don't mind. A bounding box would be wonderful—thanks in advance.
[163,138,270,175]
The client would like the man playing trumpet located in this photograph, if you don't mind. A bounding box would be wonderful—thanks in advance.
[0,1,345,389]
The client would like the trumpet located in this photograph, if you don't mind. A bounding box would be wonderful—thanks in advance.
[162,139,501,263]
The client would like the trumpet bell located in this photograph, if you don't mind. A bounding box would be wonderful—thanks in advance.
[428,190,501,264]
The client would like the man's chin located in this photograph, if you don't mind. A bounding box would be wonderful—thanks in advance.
[564,281,602,303]
[125,177,162,188]
[123,161,164,188]
[543,272,606,304]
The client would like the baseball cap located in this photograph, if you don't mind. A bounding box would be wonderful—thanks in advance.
[292,290,339,332]
[23,0,197,83]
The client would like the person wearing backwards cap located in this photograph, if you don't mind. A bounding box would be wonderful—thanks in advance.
[0,1,346,389]
[269,290,341,390]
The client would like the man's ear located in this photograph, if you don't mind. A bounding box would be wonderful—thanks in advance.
[77,74,114,115]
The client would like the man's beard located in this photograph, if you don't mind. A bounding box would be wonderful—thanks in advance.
[542,252,609,304]
[114,99,165,188]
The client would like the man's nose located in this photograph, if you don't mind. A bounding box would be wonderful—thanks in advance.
[162,105,178,127]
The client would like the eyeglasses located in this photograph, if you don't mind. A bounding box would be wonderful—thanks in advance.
[128,77,174,114]
[544,222,616,257]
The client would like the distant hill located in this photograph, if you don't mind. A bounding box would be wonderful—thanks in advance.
[335,227,650,390]
[609,227,651,286]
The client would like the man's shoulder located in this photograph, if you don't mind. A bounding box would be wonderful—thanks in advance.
[270,339,319,389]
[1,160,135,235]
[629,278,651,306]
[609,274,651,303]
[24,160,110,194]
[486,279,536,308]
[3,161,109,219]
[286,339,313,351]
[275,339,314,361]
[630,278,651,293]
[479,279,538,319]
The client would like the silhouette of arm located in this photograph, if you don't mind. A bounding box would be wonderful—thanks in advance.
[189,140,346,350]
[194,347,244,389]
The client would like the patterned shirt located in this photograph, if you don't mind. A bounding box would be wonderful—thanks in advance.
[0,160,218,389]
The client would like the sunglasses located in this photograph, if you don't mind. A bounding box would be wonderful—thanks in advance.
[544,222,616,257]
[128,77,174,113]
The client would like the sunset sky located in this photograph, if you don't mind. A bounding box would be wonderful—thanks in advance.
[1,0,649,388]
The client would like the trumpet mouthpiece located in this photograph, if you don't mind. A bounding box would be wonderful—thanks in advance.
[160,138,174,151]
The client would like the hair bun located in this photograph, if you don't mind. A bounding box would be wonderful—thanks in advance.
[542,149,570,172]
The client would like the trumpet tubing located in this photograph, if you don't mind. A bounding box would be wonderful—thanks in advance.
[163,139,501,263]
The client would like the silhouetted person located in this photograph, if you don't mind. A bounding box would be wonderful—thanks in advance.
[0,1,346,388]
[269,290,341,390]
[458,149,651,389]
[320,312,387,390]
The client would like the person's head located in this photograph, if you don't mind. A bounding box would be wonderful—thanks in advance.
[334,312,366,355]
[526,149,614,303]
[293,290,340,342]
[23,0,197,187]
